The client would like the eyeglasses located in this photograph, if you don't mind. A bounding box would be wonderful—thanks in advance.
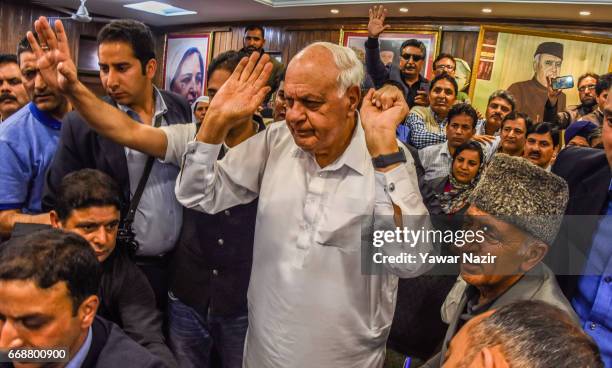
[435,64,455,71]
[401,53,424,62]
[578,84,596,92]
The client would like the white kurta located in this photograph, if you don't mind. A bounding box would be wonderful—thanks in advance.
[175,119,432,368]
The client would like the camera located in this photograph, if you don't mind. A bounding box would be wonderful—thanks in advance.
[116,220,140,256]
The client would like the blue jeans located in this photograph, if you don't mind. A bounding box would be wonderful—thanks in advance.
[168,293,248,368]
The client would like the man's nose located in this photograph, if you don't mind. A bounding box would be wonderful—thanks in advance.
[34,72,47,91]
[0,321,23,350]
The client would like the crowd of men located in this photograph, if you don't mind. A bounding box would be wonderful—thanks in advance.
[0,5,610,368]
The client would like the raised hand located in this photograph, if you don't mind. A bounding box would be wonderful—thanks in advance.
[361,87,409,158]
[27,17,79,94]
[368,5,390,38]
[196,52,272,143]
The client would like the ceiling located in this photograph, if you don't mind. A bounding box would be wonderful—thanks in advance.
[31,0,612,27]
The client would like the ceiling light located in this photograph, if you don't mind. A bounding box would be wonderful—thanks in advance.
[330,8,339,14]
[124,1,197,16]
[399,7,409,13]
[481,8,492,13]
[579,10,591,16]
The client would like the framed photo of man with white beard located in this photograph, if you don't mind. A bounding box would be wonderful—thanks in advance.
[340,28,441,81]
[469,26,612,122]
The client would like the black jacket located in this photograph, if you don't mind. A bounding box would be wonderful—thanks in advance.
[99,248,176,367]
[169,120,266,318]
[551,146,611,299]
[0,317,166,368]
[42,91,191,212]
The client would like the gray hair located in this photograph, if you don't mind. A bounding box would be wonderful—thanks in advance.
[296,42,364,96]
[460,301,603,368]
[488,89,516,111]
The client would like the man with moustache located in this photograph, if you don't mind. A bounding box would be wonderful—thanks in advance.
[0,39,71,238]
[0,54,29,122]
[422,154,577,367]
[239,24,284,89]
[508,42,566,121]
[524,122,560,170]
[545,72,599,127]
[474,90,516,136]
[365,5,429,108]
[41,18,191,308]
[581,73,611,127]
[495,111,532,157]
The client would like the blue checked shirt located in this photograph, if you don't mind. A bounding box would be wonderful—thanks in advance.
[572,179,612,367]
[404,107,447,149]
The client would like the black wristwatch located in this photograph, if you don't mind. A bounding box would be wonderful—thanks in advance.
[372,148,407,168]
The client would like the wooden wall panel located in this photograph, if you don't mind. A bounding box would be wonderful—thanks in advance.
[440,31,480,67]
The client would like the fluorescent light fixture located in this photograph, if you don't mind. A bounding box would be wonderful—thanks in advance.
[579,10,591,16]
[330,8,339,14]
[481,8,492,13]
[399,7,409,13]
[124,1,197,16]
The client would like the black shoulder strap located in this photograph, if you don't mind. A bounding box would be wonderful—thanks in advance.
[124,114,163,224]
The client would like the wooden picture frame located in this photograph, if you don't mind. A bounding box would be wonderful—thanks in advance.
[163,33,213,106]
[469,25,612,121]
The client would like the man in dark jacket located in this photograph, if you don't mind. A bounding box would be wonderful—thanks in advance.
[40,18,192,308]
[365,5,429,108]
[551,86,612,366]
[0,229,166,368]
[49,169,176,367]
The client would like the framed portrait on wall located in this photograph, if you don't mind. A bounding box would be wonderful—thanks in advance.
[339,29,441,80]
[469,26,612,121]
[163,33,212,106]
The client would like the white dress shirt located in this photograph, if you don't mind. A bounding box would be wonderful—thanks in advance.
[175,119,432,368]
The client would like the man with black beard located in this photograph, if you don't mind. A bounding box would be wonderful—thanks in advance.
[239,25,284,89]
[0,54,29,122]
[545,72,599,128]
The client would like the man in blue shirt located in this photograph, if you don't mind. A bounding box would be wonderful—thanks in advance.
[0,38,70,239]
[553,86,612,366]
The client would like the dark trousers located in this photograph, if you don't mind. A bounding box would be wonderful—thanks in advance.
[135,255,170,320]
[168,294,247,368]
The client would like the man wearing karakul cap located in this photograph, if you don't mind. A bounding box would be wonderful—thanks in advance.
[508,41,566,122]
[422,153,577,367]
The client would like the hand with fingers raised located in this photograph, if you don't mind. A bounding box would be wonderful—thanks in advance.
[28,16,79,95]
[368,5,391,39]
[196,52,273,144]
[360,87,409,158]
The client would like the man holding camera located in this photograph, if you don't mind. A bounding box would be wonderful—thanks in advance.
[43,19,192,309]
[49,169,176,367]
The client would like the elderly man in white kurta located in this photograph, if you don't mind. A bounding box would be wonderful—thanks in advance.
[175,42,432,367]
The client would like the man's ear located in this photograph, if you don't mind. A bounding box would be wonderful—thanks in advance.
[78,295,99,330]
[520,238,548,272]
[49,210,62,229]
[479,346,510,368]
[145,58,157,80]
[347,85,361,112]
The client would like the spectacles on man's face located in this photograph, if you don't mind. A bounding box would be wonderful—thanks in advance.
[578,84,596,92]
[435,64,455,72]
[401,53,424,62]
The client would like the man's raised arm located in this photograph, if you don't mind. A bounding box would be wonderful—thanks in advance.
[29,17,168,158]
